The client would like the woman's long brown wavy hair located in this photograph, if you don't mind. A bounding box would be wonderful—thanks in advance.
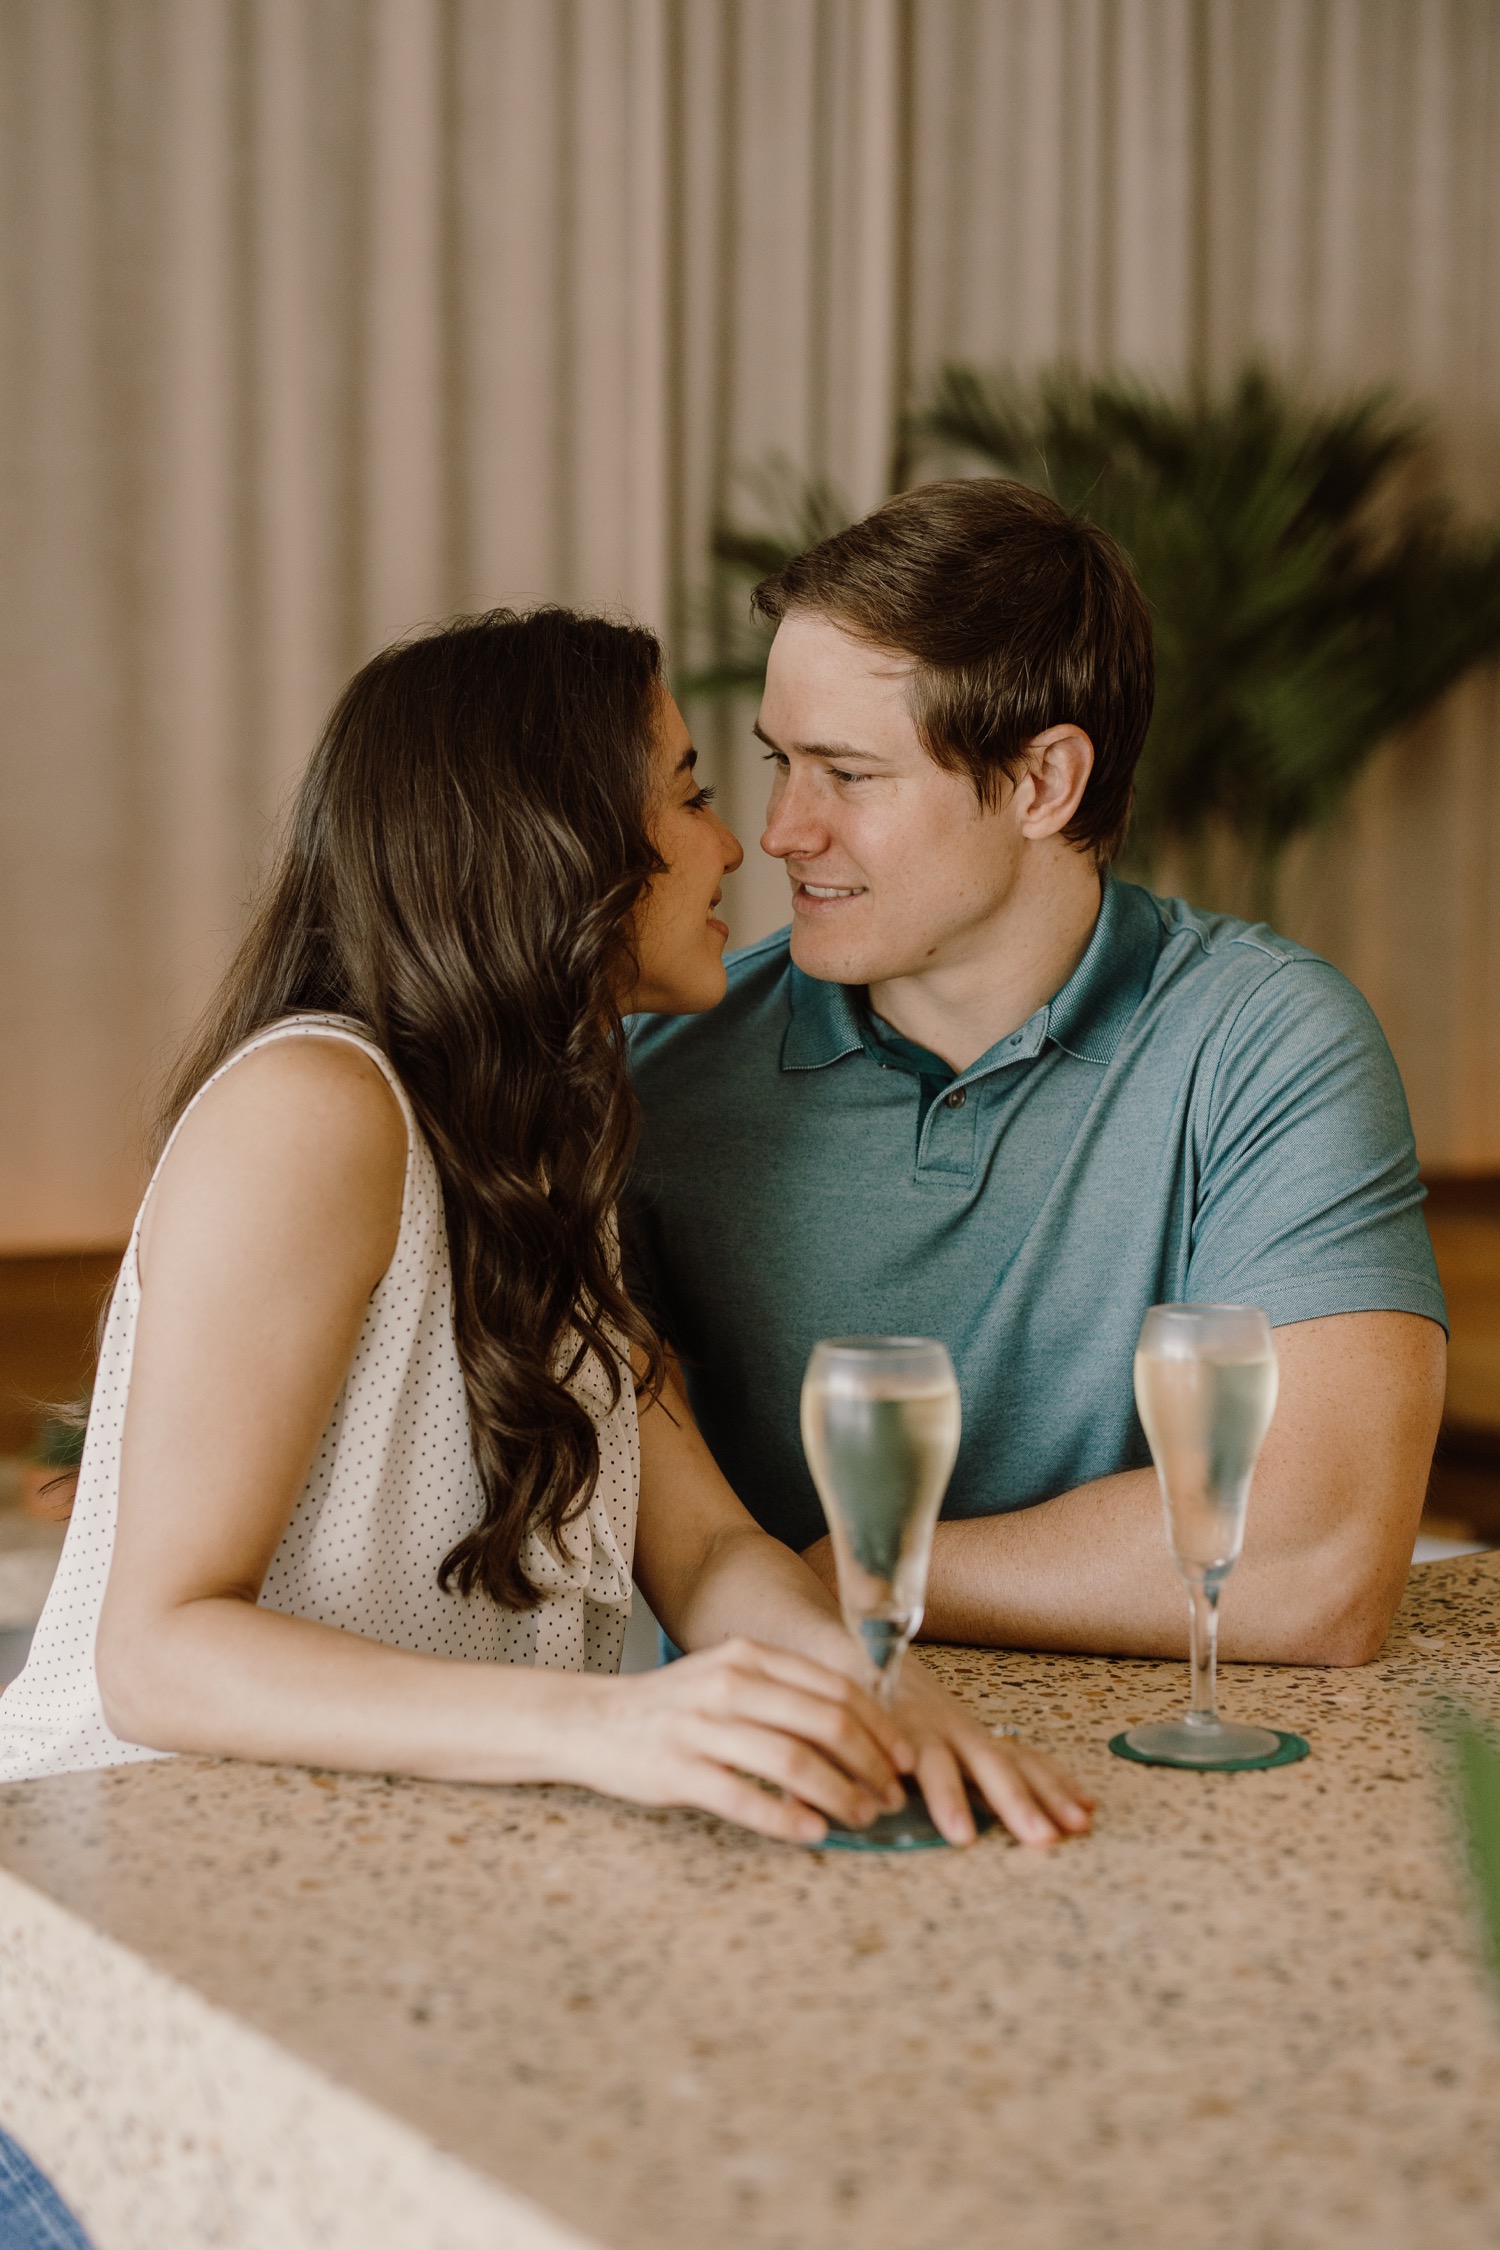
[156,608,667,1609]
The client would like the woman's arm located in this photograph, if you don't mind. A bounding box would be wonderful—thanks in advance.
[632,1367,1093,1847]
[95,1040,907,1843]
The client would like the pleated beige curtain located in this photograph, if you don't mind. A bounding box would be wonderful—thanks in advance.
[2,0,1498,1247]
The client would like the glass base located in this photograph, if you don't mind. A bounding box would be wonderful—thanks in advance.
[1113,1718,1307,1772]
[810,1779,997,1852]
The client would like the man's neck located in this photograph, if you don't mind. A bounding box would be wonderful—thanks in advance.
[866,850,1104,1073]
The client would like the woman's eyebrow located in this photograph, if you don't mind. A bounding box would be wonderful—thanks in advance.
[676,746,698,775]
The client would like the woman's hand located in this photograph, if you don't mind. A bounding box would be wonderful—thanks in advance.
[626,1379,1090,1850]
[887,1657,1095,1847]
[577,1639,917,1844]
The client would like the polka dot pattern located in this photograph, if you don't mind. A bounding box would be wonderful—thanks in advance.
[0,1015,640,1782]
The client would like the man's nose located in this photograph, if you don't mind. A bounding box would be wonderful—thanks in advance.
[761,770,825,863]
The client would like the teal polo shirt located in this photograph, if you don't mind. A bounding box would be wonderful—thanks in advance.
[623,876,1446,1555]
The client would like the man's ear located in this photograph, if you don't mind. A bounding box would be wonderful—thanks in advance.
[1016,725,1094,841]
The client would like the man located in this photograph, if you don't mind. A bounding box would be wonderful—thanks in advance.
[626,480,1446,1665]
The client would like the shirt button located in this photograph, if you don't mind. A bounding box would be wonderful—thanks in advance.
[944,1087,967,1109]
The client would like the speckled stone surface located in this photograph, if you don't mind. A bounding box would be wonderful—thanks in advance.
[2,1557,1500,2250]
[0,1875,586,2250]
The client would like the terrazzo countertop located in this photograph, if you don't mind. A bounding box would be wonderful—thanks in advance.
[2,1556,1500,2250]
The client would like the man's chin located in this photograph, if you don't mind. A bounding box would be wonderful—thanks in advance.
[787,917,883,986]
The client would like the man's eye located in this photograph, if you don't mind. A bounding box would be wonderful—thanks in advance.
[761,749,788,771]
[833,768,871,785]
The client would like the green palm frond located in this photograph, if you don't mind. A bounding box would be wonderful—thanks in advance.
[678,456,855,701]
[711,455,855,575]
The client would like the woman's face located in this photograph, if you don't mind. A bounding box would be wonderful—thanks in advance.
[628,692,745,1014]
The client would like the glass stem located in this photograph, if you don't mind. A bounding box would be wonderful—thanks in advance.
[1187,1577,1220,1729]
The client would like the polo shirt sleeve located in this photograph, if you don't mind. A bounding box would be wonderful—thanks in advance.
[1184,957,1448,1332]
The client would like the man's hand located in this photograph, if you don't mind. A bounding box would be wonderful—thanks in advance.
[802,1312,1446,1667]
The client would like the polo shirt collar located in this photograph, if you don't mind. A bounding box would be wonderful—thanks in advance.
[780,873,1161,1075]
[1042,873,1162,1063]
[782,965,866,1071]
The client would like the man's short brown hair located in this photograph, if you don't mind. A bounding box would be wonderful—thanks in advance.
[751,479,1155,864]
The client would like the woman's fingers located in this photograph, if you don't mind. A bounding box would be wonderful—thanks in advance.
[704,1641,915,1771]
[683,1759,829,1845]
[911,1740,979,1846]
[1002,1741,1095,1832]
[600,1640,923,1842]
[912,1731,1094,1848]
[889,1661,1093,1849]
[684,1715,889,1831]
[961,1739,1066,1847]
[907,1732,1064,1850]
[691,1669,906,1807]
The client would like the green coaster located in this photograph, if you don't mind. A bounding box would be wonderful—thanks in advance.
[1108,1728,1310,1773]
[811,1780,998,1852]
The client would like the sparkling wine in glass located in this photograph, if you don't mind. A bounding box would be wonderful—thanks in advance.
[800,1336,963,1848]
[1124,1303,1282,1767]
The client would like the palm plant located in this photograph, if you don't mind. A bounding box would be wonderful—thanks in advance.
[684,454,856,699]
[688,365,1500,914]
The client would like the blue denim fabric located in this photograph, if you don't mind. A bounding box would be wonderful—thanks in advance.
[0,2129,94,2250]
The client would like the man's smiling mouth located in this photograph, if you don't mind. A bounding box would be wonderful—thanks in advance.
[799,883,865,899]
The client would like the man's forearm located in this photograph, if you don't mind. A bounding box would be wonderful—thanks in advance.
[806,1468,1192,1657]
[802,1313,1441,1665]
[920,1470,1188,1654]
[804,1457,1408,1666]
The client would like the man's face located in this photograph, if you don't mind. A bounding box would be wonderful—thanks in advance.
[756,610,1027,987]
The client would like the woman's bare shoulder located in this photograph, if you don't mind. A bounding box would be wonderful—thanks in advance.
[181,1032,406,1157]
[140,1033,409,1285]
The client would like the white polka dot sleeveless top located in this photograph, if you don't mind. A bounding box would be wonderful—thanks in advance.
[0,1015,639,1783]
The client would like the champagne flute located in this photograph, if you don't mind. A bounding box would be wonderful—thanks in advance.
[800,1336,964,1848]
[1123,1303,1283,1767]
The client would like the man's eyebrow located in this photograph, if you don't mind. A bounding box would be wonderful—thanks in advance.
[751,722,883,761]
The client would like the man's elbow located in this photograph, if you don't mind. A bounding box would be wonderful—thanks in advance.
[1292,1599,1392,1669]
[1272,1557,1407,1668]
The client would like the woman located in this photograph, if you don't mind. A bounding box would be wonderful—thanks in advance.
[0,609,1090,1848]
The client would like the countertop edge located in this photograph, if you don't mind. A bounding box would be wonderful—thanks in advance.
[0,1864,598,2250]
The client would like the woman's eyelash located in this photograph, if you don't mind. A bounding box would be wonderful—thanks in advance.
[689,784,716,809]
